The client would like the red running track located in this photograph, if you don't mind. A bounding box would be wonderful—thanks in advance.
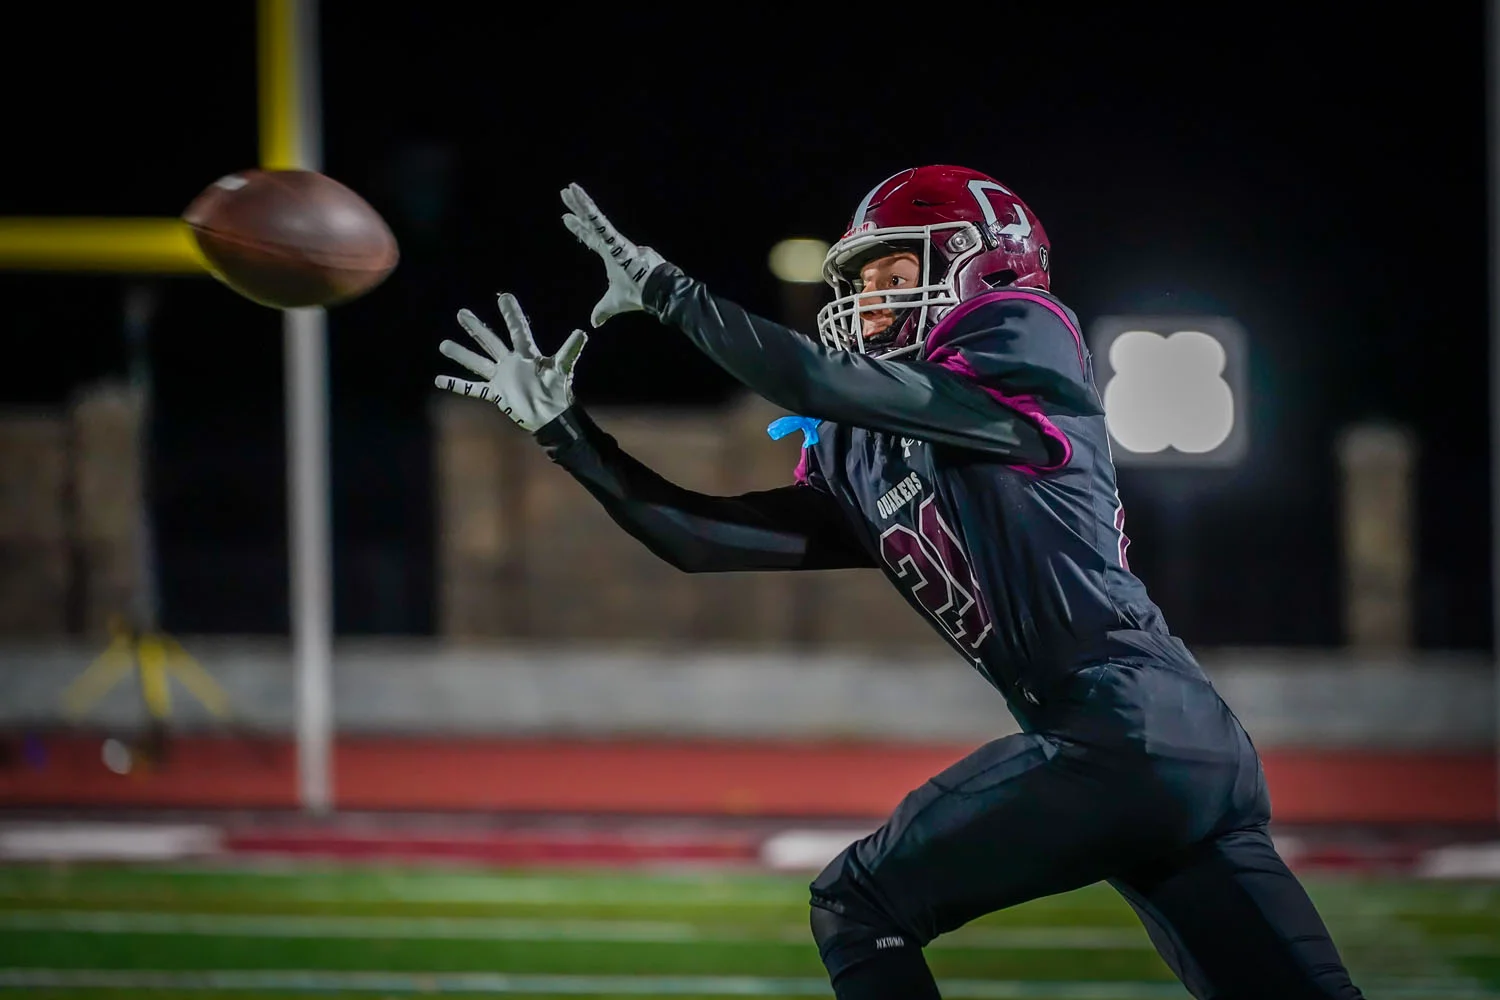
[0,734,1494,825]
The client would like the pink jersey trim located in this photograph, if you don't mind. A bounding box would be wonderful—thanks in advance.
[929,348,1073,473]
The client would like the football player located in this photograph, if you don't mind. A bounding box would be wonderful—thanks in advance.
[436,166,1363,999]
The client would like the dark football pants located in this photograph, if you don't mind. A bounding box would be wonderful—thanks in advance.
[809,661,1364,999]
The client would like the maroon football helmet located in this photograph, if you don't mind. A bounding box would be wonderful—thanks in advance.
[817,165,1051,359]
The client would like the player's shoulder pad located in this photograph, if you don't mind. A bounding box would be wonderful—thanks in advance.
[920,288,1100,415]
[924,288,1086,375]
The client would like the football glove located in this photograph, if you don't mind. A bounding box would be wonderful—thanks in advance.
[435,292,587,432]
[560,182,667,328]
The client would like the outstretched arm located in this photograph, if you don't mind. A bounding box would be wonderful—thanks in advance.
[559,184,1075,467]
[536,406,873,573]
[644,266,1066,463]
[433,292,872,575]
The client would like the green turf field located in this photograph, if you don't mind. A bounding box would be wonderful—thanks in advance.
[0,863,1494,998]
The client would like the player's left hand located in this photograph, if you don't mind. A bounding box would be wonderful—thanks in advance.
[435,292,587,433]
[561,182,667,328]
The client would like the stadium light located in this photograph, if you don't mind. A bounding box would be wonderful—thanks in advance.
[1089,316,1248,467]
[768,238,829,284]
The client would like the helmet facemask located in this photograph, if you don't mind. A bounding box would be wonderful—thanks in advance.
[816,221,984,360]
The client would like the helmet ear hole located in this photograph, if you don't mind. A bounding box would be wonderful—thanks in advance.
[982,269,1018,288]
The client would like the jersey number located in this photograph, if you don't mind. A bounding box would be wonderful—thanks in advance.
[879,497,992,654]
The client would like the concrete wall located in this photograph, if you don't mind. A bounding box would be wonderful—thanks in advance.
[0,383,143,639]
[432,393,951,650]
[3,387,1492,752]
[2,638,1491,748]
[0,389,947,651]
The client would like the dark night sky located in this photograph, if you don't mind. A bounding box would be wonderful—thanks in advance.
[0,7,1489,647]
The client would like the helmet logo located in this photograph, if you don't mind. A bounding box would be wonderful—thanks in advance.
[966,179,1032,241]
[1039,245,1050,271]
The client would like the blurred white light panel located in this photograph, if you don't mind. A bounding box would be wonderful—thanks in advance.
[1089,316,1248,467]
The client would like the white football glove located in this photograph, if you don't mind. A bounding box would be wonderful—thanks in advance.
[435,292,587,432]
[560,182,667,328]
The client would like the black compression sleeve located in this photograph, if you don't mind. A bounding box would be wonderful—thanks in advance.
[534,406,874,572]
[642,265,1052,464]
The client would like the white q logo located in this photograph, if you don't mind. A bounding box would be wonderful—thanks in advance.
[1102,330,1235,455]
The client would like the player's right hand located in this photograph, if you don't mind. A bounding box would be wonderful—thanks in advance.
[561,182,667,328]
[435,292,587,433]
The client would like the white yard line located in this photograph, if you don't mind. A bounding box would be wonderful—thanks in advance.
[0,969,1494,999]
[0,909,1151,949]
[0,969,1197,998]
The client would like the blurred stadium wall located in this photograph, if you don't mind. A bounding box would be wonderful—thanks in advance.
[0,384,1493,824]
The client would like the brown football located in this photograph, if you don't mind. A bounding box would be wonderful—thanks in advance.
[183,168,399,309]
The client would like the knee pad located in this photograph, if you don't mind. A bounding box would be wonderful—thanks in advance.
[810,856,923,982]
[810,902,920,981]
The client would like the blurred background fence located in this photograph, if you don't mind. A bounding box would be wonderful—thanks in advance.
[0,379,1493,825]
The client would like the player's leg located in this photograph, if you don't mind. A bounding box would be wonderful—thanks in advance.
[808,731,1147,1000]
[1110,824,1364,999]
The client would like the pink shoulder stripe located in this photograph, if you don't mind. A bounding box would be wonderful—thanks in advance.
[927,349,1073,473]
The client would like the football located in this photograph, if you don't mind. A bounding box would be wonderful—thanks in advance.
[182,168,399,309]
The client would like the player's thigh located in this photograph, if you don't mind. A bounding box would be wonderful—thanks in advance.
[811,731,1134,945]
[1110,825,1363,1000]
